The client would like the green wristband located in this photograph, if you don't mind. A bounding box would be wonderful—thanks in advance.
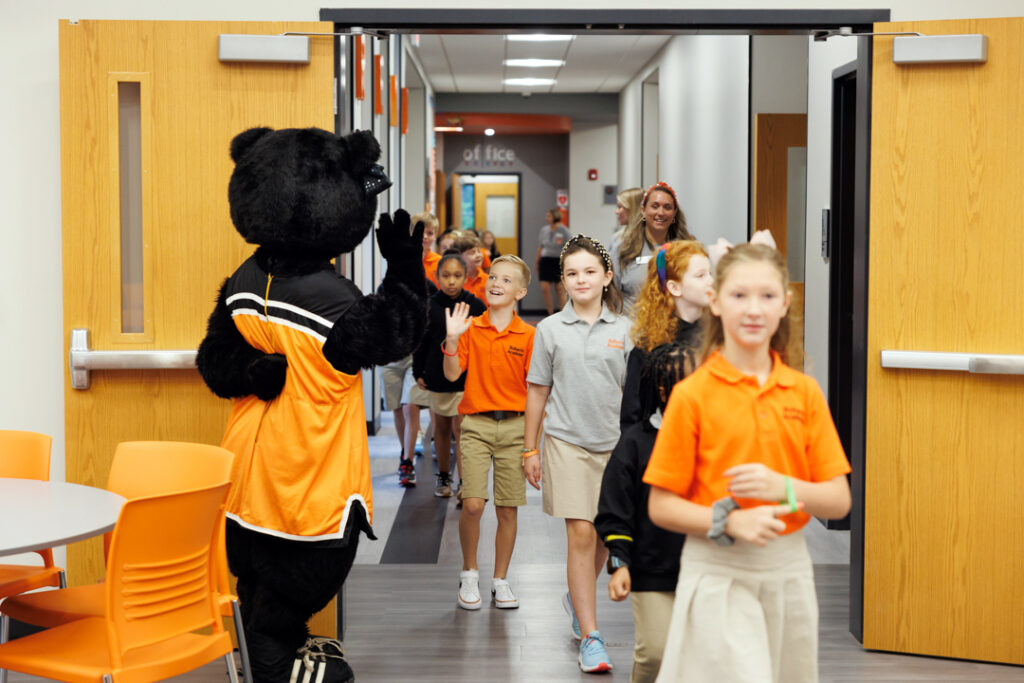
[785,476,798,513]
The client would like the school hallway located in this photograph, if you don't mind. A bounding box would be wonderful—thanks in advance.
[11,408,1018,683]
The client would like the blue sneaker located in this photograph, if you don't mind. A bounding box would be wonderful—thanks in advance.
[562,592,581,640]
[578,630,613,673]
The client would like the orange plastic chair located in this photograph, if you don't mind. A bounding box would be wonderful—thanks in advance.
[0,441,251,682]
[0,481,236,683]
[0,430,66,599]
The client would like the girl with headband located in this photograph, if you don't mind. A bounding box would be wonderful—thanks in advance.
[523,234,631,673]
[644,243,851,682]
[607,181,695,314]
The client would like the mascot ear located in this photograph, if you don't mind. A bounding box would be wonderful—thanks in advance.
[342,130,382,177]
[230,127,274,163]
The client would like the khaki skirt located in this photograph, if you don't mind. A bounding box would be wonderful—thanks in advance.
[655,529,818,683]
[541,434,611,520]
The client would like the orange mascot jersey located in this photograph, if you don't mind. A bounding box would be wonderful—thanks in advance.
[220,256,371,541]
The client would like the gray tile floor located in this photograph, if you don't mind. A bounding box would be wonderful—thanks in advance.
[7,413,1024,681]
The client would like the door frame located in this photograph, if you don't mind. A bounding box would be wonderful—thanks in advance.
[324,7,883,643]
[463,170,523,266]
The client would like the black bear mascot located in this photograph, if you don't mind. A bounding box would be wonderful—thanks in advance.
[196,126,427,683]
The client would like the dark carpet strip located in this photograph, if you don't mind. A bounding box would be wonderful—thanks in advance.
[379,456,450,564]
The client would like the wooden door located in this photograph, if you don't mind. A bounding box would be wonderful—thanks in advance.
[864,17,1024,664]
[60,19,339,635]
[753,113,807,365]
[474,182,520,257]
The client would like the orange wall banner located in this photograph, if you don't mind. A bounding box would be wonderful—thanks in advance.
[354,37,365,100]
[374,55,383,115]
[389,75,398,127]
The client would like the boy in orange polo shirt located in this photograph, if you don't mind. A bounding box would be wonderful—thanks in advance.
[442,255,534,611]
[414,211,441,287]
[454,232,489,303]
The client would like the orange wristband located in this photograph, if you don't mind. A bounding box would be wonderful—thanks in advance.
[440,341,457,357]
[521,448,539,459]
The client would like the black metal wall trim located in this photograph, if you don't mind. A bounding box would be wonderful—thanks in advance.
[848,35,873,644]
[320,8,889,33]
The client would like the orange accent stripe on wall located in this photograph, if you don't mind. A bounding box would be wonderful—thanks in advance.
[354,36,364,100]
[374,55,383,115]
[390,76,398,127]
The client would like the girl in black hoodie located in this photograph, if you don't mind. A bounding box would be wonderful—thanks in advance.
[413,250,486,498]
[595,342,691,683]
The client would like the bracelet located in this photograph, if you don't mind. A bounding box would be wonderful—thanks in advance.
[521,448,539,459]
[440,341,457,357]
[784,476,798,513]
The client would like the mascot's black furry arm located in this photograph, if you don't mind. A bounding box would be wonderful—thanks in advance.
[195,278,289,401]
[194,126,427,683]
[322,209,427,375]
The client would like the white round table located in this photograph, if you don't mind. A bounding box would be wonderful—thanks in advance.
[0,479,126,557]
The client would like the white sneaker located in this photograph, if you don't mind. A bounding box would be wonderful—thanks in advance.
[457,569,482,610]
[491,578,519,609]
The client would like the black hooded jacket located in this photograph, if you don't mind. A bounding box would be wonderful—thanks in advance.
[412,288,487,393]
[595,416,686,592]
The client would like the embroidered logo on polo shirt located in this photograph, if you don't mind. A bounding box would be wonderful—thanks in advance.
[507,345,526,358]
[783,407,806,423]
[607,339,625,349]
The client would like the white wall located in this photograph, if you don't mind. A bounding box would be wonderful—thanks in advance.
[2,0,1022,495]
[749,34,808,235]
[661,36,750,247]
[568,122,619,246]
[803,36,859,390]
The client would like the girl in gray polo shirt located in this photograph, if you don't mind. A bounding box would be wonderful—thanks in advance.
[522,234,632,674]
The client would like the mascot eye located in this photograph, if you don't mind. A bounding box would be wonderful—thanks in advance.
[363,164,393,198]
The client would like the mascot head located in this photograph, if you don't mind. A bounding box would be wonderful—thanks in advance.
[227,127,391,258]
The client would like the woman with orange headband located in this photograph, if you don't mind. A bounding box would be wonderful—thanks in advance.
[608,182,695,313]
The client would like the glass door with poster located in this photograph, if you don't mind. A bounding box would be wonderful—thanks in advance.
[458,173,520,259]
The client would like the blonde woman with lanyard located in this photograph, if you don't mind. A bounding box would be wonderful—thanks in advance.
[608,182,695,314]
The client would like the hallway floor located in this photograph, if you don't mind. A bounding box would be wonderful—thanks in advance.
[8,412,1024,681]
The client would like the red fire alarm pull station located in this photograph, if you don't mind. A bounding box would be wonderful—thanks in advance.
[587,169,598,181]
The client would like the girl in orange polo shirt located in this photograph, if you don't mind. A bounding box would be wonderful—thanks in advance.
[643,243,851,683]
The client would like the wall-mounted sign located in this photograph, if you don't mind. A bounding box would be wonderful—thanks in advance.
[556,189,569,210]
[460,143,517,168]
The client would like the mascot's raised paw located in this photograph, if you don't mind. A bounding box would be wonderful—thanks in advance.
[247,353,288,401]
[376,209,424,263]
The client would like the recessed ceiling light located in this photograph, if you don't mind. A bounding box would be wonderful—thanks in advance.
[507,34,573,42]
[503,78,556,87]
[503,58,565,68]
[433,126,464,132]
[484,128,495,136]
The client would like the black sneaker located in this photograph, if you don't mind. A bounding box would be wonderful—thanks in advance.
[292,636,354,683]
[398,458,416,487]
[434,471,453,498]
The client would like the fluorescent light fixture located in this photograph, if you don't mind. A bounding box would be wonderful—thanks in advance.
[503,78,556,87]
[507,34,573,42]
[503,58,565,68]
[434,126,464,132]
[484,128,495,136]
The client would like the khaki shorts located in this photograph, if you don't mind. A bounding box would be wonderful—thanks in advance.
[459,414,526,507]
[379,356,412,411]
[430,391,463,417]
[541,433,611,520]
[401,371,431,407]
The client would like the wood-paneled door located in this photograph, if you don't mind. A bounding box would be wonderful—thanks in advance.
[474,181,520,258]
[864,17,1024,664]
[59,19,340,637]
